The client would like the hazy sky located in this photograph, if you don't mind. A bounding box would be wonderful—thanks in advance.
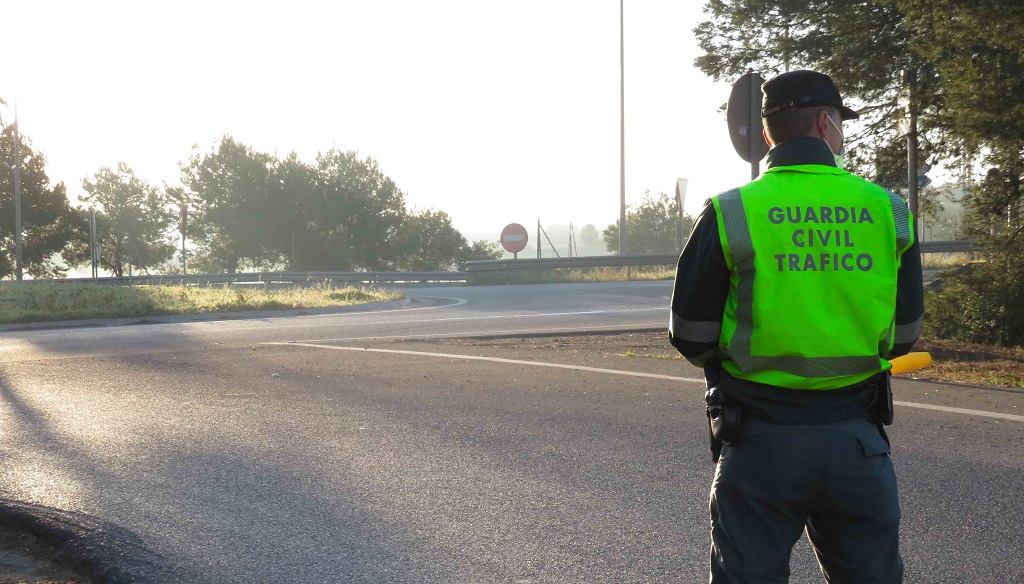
[2,1,758,235]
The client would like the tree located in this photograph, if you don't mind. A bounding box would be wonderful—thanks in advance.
[396,209,468,271]
[603,191,694,255]
[460,239,503,267]
[694,0,1023,223]
[274,151,318,270]
[694,1,946,195]
[895,0,1024,259]
[306,148,407,271]
[580,224,600,248]
[0,113,81,279]
[180,136,284,272]
[79,163,176,277]
[695,0,1024,346]
[396,209,502,271]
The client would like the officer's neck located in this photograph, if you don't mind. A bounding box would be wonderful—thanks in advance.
[766,137,837,169]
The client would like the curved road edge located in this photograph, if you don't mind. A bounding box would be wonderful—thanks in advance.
[0,297,415,333]
[0,499,195,583]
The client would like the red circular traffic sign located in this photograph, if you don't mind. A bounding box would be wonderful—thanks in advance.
[500,223,529,254]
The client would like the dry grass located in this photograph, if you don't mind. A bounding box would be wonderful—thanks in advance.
[611,332,1023,389]
[920,252,983,269]
[484,265,675,285]
[0,282,402,324]
[909,337,1024,388]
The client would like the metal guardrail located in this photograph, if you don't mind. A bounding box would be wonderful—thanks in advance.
[465,241,980,274]
[41,241,977,287]
[918,240,980,254]
[464,254,678,273]
[56,271,469,287]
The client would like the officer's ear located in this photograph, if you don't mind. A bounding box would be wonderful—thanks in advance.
[762,127,775,148]
[815,109,834,141]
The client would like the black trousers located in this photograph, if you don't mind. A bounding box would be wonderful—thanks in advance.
[709,417,903,583]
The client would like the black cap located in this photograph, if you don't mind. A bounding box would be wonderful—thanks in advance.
[761,70,859,120]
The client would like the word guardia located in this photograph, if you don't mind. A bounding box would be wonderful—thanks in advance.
[767,206,875,272]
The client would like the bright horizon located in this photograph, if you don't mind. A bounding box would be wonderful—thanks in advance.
[3,1,761,238]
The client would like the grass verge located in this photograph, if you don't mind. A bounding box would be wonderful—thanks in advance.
[617,333,1024,389]
[910,337,1024,388]
[475,266,675,285]
[0,282,402,325]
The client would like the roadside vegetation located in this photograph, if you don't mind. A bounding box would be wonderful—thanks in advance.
[476,265,675,285]
[0,282,401,325]
[617,333,1024,390]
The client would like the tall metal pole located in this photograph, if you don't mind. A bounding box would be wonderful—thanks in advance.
[89,208,97,280]
[906,70,920,237]
[536,217,541,259]
[13,109,23,281]
[179,205,188,273]
[618,0,627,256]
[749,72,761,180]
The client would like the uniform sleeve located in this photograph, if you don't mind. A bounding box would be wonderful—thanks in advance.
[669,201,730,366]
[889,237,924,358]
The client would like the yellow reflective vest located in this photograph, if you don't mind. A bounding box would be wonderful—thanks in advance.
[711,164,915,390]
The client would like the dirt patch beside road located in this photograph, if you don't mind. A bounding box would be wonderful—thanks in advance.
[0,528,93,584]
[437,330,1024,389]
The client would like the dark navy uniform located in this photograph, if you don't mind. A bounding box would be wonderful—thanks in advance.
[670,71,924,583]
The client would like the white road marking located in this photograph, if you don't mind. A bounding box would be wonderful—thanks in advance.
[299,296,469,318]
[272,342,1024,423]
[324,306,664,327]
[290,323,662,343]
[892,401,1024,422]
[268,342,706,384]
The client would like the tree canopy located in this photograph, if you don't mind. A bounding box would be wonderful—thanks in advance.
[695,0,1023,225]
[603,191,693,255]
[696,0,1024,346]
[0,116,80,279]
[79,163,176,277]
[179,135,494,273]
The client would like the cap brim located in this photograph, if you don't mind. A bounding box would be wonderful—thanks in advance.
[839,105,859,121]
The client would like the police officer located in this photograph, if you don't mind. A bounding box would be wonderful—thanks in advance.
[669,70,924,583]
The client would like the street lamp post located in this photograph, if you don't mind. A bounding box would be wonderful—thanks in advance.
[619,0,627,256]
[13,115,23,281]
[89,207,98,281]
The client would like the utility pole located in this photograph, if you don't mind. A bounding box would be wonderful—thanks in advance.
[179,205,188,273]
[906,72,919,221]
[536,217,541,259]
[618,0,627,256]
[13,109,23,281]
[89,207,98,280]
[901,69,920,237]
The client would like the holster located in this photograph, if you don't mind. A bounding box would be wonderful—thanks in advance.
[875,372,894,426]
[704,361,744,463]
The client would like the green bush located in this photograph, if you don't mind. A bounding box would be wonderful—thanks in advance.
[924,261,1024,347]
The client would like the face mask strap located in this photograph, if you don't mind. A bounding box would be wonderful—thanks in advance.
[826,114,844,150]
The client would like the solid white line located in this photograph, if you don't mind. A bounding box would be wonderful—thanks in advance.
[350,306,664,327]
[300,296,468,318]
[291,323,662,343]
[272,340,1024,422]
[893,400,1024,422]
[270,338,1024,420]
[268,342,706,384]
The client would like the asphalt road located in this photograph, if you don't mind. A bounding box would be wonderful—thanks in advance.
[0,281,1021,583]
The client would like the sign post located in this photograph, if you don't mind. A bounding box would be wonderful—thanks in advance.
[675,178,688,250]
[500,223,529,260]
